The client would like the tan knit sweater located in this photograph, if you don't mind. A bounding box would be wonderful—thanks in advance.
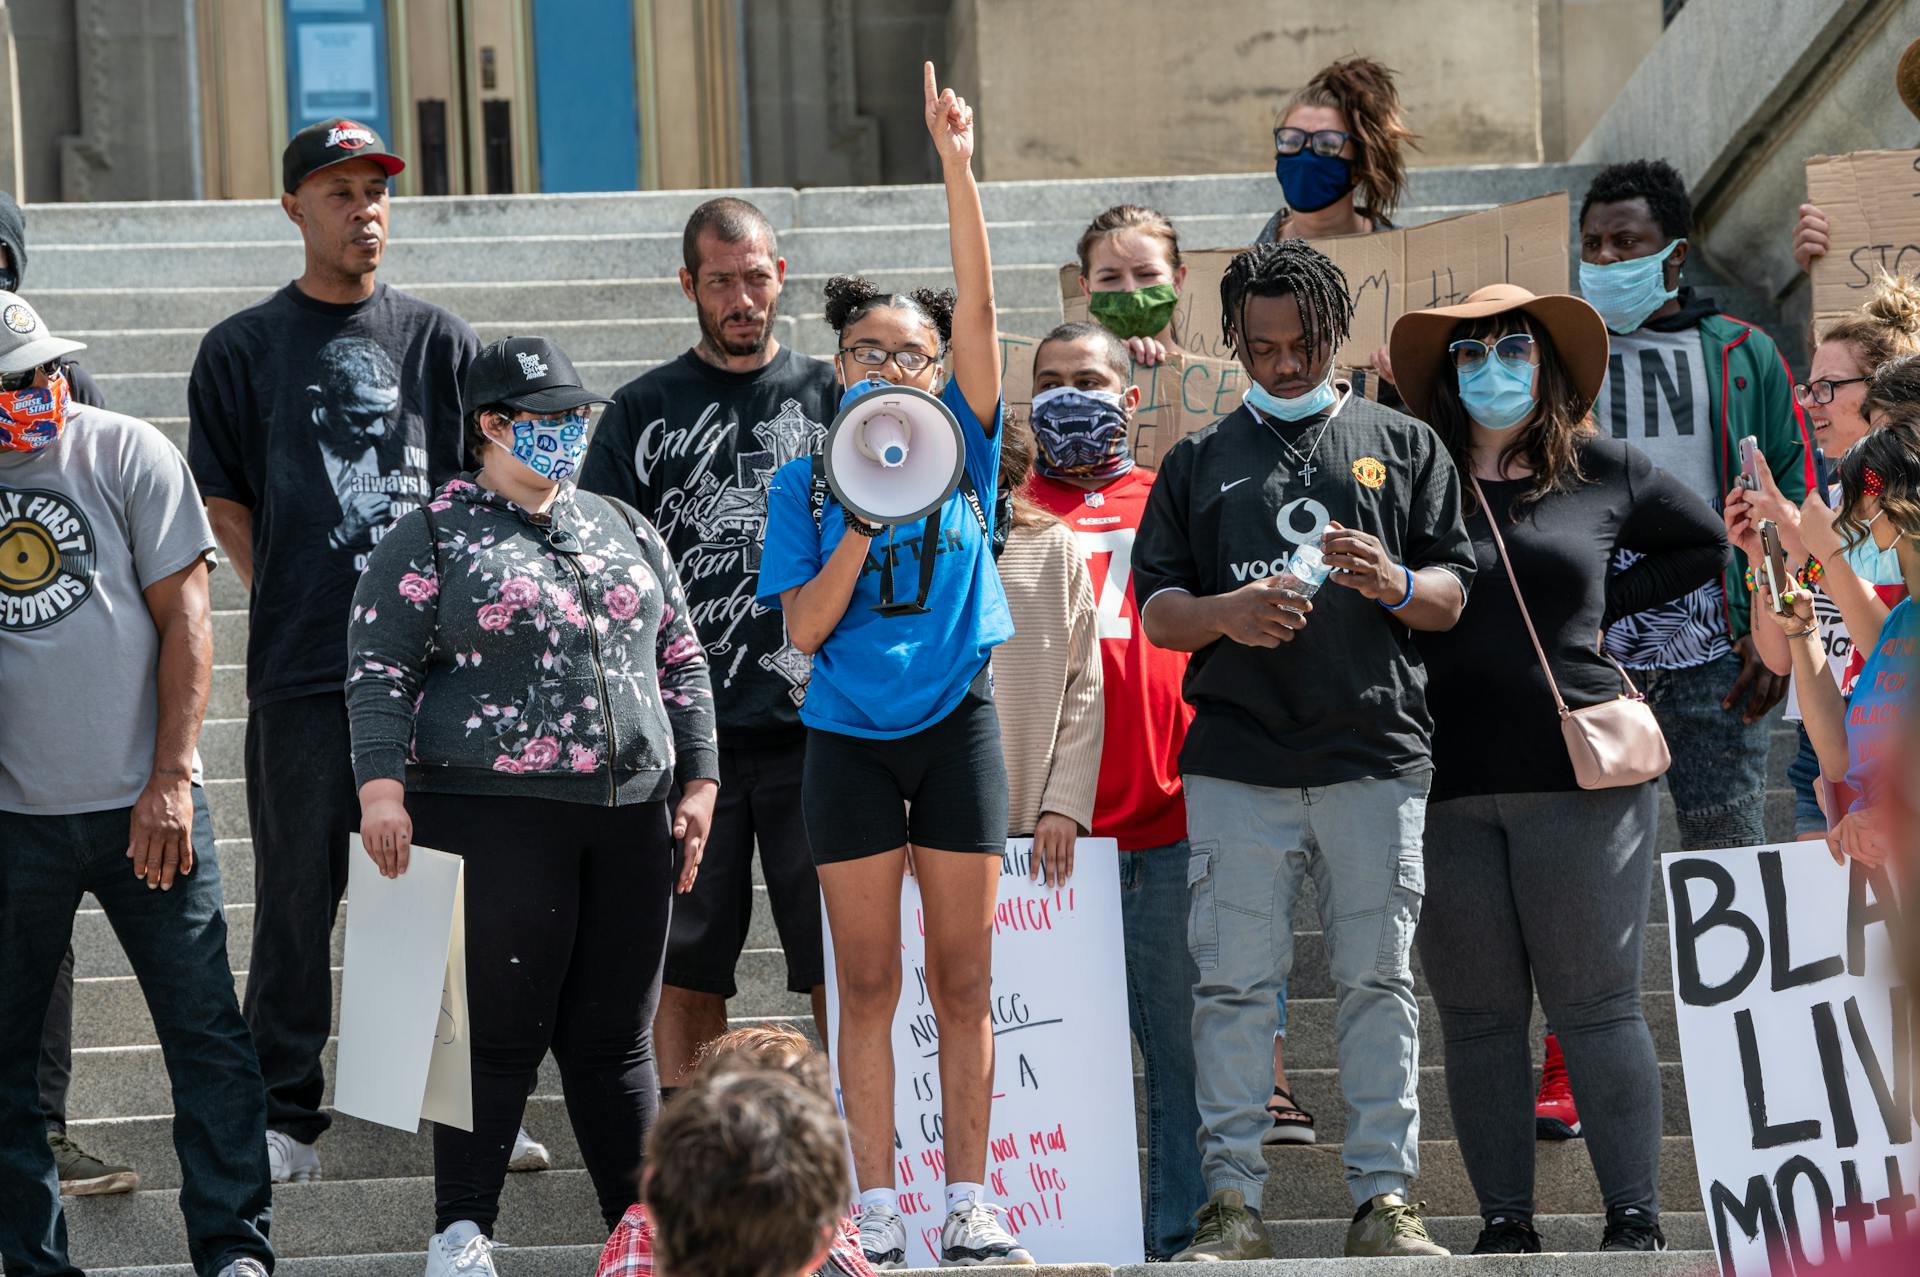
[991,518,1104,837]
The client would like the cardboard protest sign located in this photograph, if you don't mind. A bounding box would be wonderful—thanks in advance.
[1806,149,1920,329]
[823,839,1143,1266]
[1663,845,1913,1274]
[335,840,473,1132]
[999,194,1567,461]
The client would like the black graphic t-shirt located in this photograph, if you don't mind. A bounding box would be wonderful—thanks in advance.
[1131,395,1475,788]
[579,346,839,739]
[188,282,479,707]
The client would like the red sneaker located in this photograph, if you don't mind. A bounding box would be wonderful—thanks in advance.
[1535,1033,1582,1140]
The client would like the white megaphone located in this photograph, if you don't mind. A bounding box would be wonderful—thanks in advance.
[822,382,967,527]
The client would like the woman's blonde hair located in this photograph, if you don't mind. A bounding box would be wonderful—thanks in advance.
[1281,57,1419,222]
[1816,271,1920,374]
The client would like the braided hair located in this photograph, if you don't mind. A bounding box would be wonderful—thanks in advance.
[1219,239,1354,371]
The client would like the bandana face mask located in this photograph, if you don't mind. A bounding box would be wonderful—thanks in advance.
[0,370,69,453]
[499,409,590,482]
[1030,385,1134,480]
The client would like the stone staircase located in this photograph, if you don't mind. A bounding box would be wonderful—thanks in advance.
[25,163,1766,1275]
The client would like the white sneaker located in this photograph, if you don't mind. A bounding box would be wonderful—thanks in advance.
[507,1125,550,1172]
[425,1220,503,1276]
[854,1201,909,1270]
[939,1196,1035,1266]
[216,1260,270,1277]
[265,1129,321,1184]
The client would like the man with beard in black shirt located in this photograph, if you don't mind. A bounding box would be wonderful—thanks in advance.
[1134,240,1473,1261]
[580,198,837,1096]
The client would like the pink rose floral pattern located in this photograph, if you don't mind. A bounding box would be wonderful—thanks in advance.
[346,475,717,799]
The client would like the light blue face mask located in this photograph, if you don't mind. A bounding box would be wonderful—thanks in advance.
[1578,238,1686,335]
[1841,511,1905,585]
[838,375,893,415]
[1457,356,1537,431]
[1246,375,1337,422]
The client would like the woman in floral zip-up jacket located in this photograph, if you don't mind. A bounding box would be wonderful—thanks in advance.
[345,337,718,1277]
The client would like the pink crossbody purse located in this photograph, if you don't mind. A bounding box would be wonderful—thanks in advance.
[1469,474,1671,790]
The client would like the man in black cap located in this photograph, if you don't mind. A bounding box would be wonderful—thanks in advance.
[187,118,480,1184]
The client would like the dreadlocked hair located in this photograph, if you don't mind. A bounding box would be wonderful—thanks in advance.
[822,274,955,350]
[1219,240,1354,370]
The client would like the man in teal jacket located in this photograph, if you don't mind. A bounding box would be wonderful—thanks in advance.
[1578,158,1813,854]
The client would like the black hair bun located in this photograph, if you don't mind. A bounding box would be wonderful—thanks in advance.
[905,287,956,345]
[823,275,884,333]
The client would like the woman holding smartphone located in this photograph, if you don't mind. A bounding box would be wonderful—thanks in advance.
[756,64,1026,1269]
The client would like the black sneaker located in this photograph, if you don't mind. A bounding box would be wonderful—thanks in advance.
[1472,1215,1541,1254]
[1601,1205,1666,1251]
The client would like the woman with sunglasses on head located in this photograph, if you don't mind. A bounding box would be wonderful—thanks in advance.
[1727,272,1920,840]
[1757,416,1920,869]
[345,336,718,1277]
[1388,286,1726,1256]
[756,65,1030,1270]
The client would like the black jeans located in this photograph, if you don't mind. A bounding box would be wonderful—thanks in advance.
[0,790,273,1277]
[35,946,74,1132]
[243,692,358,1144]
[409,791,675,1235]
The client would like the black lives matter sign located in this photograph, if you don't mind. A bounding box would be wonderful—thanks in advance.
[1665,846,1912,1274]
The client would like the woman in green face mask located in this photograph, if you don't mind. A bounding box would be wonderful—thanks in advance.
[1076,203,1187,368]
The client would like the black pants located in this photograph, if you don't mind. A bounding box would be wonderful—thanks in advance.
[35,947,74,1132]
[409,791,675,1235]
[242,692,358,1144]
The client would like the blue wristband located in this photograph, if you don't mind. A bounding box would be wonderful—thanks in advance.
[1379,568,1415,612]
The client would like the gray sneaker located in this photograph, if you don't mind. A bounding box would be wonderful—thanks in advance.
[1346,1193,1450,1257]
[47,1130,139,1196]
[216,1260,270,1277]
[1172,1188,1273,1261]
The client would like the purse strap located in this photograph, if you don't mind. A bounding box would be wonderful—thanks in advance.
[1466,472,1642,715]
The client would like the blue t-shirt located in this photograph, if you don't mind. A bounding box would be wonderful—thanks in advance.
[1845,597,1916,815]
[758,378,1013,739]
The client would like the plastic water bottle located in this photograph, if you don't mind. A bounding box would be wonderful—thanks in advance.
[1277,543,1332,600]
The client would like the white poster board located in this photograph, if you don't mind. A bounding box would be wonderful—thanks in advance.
[1664,844,1912,1274]
[824,838,1144,1266]
[335,839,473,1132]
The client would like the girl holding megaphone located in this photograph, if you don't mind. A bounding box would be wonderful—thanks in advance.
[757,63,1027,1269]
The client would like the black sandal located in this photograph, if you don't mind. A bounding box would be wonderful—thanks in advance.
[1262,1085,1318,1146]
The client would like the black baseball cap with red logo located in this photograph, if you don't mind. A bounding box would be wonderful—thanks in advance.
[282,118,406,194]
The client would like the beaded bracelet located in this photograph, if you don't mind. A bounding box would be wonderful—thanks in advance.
[1743,559,1826,592]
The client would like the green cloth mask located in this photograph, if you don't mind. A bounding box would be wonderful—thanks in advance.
[1088,284,1179,340]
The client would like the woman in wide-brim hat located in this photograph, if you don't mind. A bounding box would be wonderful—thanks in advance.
[1389,284,1729,1256]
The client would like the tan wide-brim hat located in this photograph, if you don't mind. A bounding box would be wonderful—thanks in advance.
[1388,283,1609,421]
[1899,37,1920,122]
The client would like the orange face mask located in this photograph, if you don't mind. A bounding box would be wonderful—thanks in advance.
[0,370,69,453]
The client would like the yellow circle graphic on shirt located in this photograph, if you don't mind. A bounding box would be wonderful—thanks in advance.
[1352,457,1387,490]
[0,489,96,631]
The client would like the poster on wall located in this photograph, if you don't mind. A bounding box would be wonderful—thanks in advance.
[823,838,1145,1266]
[1663,844,1913,1275]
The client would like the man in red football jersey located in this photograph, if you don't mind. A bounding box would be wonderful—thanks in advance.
[1024,322,1206,1259]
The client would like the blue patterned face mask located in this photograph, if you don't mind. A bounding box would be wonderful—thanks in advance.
[1578,239,1685,335]
[504,410,591,482]
[1030,386,1134,479]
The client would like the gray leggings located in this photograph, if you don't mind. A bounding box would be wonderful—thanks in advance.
[1416,785,1662,1222]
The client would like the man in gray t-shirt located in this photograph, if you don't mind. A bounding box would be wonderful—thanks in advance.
[0,293,274,1277]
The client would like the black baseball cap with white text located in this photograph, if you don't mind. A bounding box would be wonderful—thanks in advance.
[282,118,406,194]
[463,337,613,417]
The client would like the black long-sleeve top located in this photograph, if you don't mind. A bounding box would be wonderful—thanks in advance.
[1423,437,1728,800]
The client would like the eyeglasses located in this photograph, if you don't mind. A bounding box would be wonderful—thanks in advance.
[0,359,60,392]
[1794,376,1868,406]
[1448,334,1538,372]
[1273,127,1350,158]
[839,346,934,373]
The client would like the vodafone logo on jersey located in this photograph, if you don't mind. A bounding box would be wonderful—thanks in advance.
[326,122,378,151]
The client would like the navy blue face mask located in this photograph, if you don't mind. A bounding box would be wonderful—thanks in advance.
[1276,150,1355,214]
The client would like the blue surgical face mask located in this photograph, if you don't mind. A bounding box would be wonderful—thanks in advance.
[503,410,591,483]
[1275,150,1355,215]
[838,375,893,415]
[1841,511,1905,585]
[1578,238,1685,335]
[1456,356,1537,431]
[1246,374,1337,422]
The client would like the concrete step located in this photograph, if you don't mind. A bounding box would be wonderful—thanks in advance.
[32,267,1072,333]
[1263,1212,1708,1259]
[27,164,1603,247]
[93,1248,606,1277]
[71,307,1065,375]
